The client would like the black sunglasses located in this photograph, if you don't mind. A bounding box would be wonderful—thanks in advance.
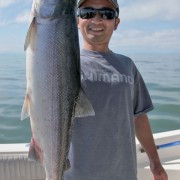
[77,7,118,20]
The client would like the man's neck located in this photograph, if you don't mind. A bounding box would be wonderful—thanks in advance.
[83,43,110,53]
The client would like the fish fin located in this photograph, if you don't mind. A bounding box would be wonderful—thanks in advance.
[74,88,95,117]
[24,16,36,51]
[21,94,31,120]
[64,158,70,171]
[28,138,44,165]
[28,141,37,161]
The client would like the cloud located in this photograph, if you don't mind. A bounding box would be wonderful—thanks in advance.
[0,9,30,26]
[0,0,31,26]
[119,0,180,21]
[0,0,18,8]
[110,28,180,53]
[0,0,31,8]
[124,30,180,47]
[0,19,9,26]
[15,10,30,23]
[0,13,11,26]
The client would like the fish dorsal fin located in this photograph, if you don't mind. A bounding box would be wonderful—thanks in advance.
[24,16,36,51]
[74,88,95,117]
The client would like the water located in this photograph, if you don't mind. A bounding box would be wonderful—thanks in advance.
[0,54,31,143]
[0,53,180,144]
[131,54,180,133]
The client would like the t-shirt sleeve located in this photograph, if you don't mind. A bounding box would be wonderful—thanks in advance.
[133,64,154,116]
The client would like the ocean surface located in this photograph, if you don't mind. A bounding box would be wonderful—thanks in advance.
[0,53,180,144]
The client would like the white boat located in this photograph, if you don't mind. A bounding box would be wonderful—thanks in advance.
[0,130,179,180]
[137,129,180,180]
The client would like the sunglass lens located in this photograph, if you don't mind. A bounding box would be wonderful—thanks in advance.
[100,9,116,19]
[80,8,95,19]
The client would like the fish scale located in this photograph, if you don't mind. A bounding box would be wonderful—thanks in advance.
[21,0,95,179]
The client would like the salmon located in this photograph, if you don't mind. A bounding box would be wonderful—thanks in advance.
[21,0,94,179]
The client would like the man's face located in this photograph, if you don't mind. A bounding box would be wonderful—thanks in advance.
[77,0,120,50]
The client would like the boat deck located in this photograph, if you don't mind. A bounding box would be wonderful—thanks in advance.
[0,130,179,180]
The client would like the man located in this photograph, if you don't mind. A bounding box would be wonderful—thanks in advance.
[64,0,168,179]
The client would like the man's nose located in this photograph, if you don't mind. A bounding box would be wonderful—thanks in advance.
[91,12,103,23]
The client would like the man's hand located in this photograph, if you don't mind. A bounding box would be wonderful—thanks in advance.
[134,114,168,180]
[150,161,168,180]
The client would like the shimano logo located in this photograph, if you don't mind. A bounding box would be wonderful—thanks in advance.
[82,71,134,85]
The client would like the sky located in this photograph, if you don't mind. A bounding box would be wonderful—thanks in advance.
[0,0,180,54]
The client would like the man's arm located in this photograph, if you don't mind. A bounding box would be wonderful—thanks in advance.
[134,113,168,180]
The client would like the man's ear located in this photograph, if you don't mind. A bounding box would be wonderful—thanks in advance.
[114,18,120,30]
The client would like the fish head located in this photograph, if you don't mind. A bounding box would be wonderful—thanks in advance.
[31,0,77,19]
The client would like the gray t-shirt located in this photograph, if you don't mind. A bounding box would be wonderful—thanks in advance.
[64,49,154,180]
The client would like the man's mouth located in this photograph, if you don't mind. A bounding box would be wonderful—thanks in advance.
[89,27,104,32]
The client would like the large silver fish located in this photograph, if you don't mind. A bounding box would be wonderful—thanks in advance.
[21,0,94,179]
